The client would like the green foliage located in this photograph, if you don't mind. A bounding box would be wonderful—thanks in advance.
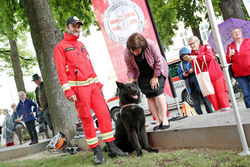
[49,0,98,36]
[168,0,206,29]
[149,0,178,49]
[16,33,37,75]
[0,0,37,76]
[211,0,223,18]
[1,149,250,167]
[25,90,35,101]
[0,32,38,76]
[23,128,30,140]
[0,0,28,40]
[0,0,98,77]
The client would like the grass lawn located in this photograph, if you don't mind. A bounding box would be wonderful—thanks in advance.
[1,148,250,167]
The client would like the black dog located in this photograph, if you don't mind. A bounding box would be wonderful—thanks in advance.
[114,81,158,156]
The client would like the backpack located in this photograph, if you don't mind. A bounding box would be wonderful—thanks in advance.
[46,132,67,153]
[6,115,15,131]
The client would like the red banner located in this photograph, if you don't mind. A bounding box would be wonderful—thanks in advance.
[91,0,172,97]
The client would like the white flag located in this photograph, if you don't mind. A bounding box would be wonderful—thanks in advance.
[243,0,250,17]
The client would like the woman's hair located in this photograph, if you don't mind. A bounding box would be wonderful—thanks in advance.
[2,109,9,114]
[230,27,242,36]
[18,91,27,99]
[126,33,148,51]
[188,36,200,43]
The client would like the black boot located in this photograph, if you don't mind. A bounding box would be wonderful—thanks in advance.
[92,145,105,164]
[106,141,129,157]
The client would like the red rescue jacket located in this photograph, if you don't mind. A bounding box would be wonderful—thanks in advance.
[191,44,224,82]
[226,38,250,77]
[54,33,103,98]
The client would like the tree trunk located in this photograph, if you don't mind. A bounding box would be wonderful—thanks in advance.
[22,0,78,140]
[219,0,245,20]
[8,37,26,92]
[191,27,203,45]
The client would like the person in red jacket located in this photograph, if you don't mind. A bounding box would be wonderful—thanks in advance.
[54,16,128,164]
[187,36,231,112]
[226,27,250,108]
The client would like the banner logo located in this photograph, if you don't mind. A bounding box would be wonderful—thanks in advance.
[103,0,145,44]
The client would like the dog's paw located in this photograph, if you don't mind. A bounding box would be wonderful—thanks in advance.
[153,148,159,153]
[146,147,159,153]
[136,150,143,157]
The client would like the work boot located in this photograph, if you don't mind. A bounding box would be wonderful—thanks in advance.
[92,145,105,164]
[106,141,129,158]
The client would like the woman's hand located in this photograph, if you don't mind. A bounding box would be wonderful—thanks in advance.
[188,68,193,73]
[127,78,134,83]
[228,46,235,58]
[183,72,189,77]
[150,76,159,90]
[188,55,197,62]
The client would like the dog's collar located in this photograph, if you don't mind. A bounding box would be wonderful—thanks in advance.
[121,103,138,109]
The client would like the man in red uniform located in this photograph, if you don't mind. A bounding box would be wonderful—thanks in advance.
[54,16,128,164]
[187,36,231,112]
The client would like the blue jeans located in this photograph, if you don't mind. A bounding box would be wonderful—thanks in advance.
[190,91,213,114]
[235,75,250,108]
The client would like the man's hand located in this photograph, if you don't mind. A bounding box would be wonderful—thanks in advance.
[150,76,159,90]
[68,95,77,102]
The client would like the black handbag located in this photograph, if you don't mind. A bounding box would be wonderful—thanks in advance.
[39,122,47,132]
[228,64,235,78]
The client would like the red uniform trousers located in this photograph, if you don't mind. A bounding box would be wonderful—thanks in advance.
[73,83,115,149]
[207,76,231,112]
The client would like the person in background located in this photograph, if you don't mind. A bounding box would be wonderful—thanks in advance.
[11,103,25,145]
[124,33,170,130]
[187,36,231,112]
[2,109,14,147]
[32,74,54,137]
[54,16,128,164]
[226,27,250,108]
[178,47,213,114]
[16,91,38,145]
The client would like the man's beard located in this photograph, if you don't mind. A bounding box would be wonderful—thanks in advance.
[68,30,80,36]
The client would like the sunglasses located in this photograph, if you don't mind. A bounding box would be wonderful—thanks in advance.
[189,41,196,46]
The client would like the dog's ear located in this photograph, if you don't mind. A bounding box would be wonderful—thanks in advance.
[116,81,124,89]
[133,80,138,86]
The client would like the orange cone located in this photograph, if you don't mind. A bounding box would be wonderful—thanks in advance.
[181,102,198,116]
